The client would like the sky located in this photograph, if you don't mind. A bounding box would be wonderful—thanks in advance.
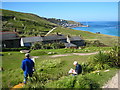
[2,2,118,21]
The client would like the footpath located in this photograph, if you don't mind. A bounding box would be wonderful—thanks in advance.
[50,52,98,58]
[102,70,120,89]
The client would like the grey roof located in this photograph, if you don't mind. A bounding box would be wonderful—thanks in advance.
[43,34,66,41]
[69,36,82,41]
[65,43,77,47]
[22,36,43,43]
[1,32,20,40]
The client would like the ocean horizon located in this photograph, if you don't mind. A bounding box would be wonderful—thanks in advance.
[72,21,119,37]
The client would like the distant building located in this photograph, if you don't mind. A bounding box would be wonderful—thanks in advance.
[42,34,67,43]
[21,36,43,47]
[64,43,77,49]
[1,31,20,48]
[67,35,85,47]
[21,33,85,48]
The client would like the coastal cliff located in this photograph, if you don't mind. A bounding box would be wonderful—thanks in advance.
[44,18,89,28]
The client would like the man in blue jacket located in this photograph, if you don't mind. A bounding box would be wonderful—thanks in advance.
[21,53,34,84]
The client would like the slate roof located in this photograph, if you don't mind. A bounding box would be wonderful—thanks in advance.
[65,43,77,47]
[69,36,82,41]
[43,34,66,41]
[21,36,43,43]
[1,32,20,40]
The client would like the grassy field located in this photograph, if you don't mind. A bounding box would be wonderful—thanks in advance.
[30,47,112,56]
[52,27,119,46]
[1,47,118,88]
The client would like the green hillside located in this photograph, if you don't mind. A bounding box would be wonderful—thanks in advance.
[51,27,119,46]
[1,9,119,46]
[1,9,57,36]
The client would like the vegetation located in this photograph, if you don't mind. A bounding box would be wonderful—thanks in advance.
[52,27,119,46]
[2,46,119,88]
[1,9,119,89]
[85,40,107,47]
[2,47,29,51]
[1,9,119,46]
[1,9,57,36]
[31,42,65,50]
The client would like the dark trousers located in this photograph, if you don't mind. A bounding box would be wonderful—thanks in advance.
[24,72,33,83]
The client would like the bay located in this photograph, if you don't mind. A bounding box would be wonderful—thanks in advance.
[72,21,119,37]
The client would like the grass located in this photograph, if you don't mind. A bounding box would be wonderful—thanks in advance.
[45,68,117,88]
[2,9,119,47]
[2,50,93,88]
[30,47,112,56]
[85,68,117,87]
[52,27,119,46]
[2,9,56,36]
[1,47,118,88]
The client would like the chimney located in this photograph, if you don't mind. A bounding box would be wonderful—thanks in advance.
[67,35,71,43]
[56,32,59,35]
[79,35,81,37]
[13,28,17,32]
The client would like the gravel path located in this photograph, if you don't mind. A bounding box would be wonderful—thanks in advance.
[50,52,98,58]
[102,70,120,89]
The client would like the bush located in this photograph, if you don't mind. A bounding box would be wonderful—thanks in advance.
[81,62,94,73]
[45,75,100,89]
[36,59,63,74]
[31,42,65,50]
[2,47,29,51]
[45,76,76,88]
[74,75,100,89]
[31,42,43,50]
[85,40,106,47]
[108,46,120,67]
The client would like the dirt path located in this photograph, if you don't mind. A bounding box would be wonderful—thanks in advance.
[45,27,57,36]
[102,70,120,89]
[50,52,98,58]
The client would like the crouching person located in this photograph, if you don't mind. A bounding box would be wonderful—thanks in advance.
[21,53,35,84]
[69,61,82,76]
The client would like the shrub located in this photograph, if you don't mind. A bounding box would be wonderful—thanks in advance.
[31,42,65,50]
[45,76,76,88]
[45,75,100,89]
[2,47,29,51]
[74,75,100,89]
[85,40,106,47]
[36,59,63,73]
[81,62,94,74]
[108,46,120,67]
[31,42,43,50]
[93,51,110,65]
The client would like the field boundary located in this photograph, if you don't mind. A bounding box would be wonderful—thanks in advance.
[50,52,98,58]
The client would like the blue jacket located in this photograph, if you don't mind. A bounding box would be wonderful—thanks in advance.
[21,58,34,74]
[75,64,82,74]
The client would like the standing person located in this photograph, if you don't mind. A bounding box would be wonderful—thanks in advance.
[21,53,34,84]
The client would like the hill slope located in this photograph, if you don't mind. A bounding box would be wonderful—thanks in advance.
[1,9,57,36]
[1,9,119,46]
[51,27,119,46]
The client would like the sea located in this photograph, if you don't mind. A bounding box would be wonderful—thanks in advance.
[72,21,119,37]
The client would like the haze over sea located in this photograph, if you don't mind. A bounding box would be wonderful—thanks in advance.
[72,21,118,37]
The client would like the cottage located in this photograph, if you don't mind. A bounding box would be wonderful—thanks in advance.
[64,43,77,49]
[67,35,85,47]
[1,31,20,48]
[21,36,43,47]
[20,34,85,48]
[42,34,67,43]
[20,34,67,47]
